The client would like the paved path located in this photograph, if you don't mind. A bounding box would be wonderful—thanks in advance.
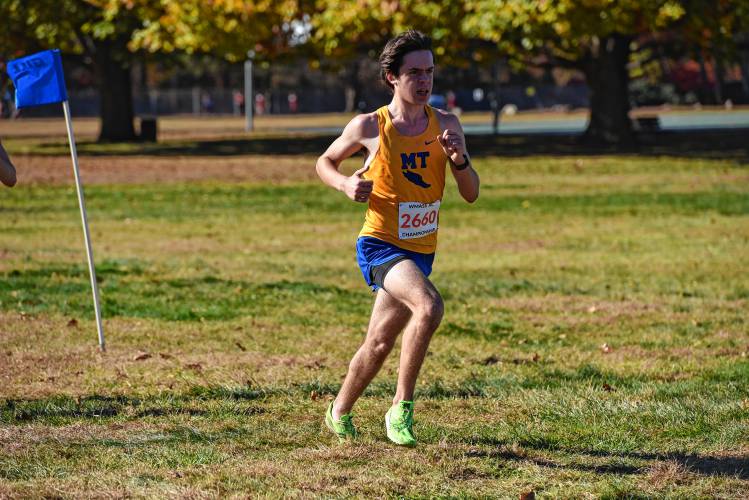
[283,110,749,135]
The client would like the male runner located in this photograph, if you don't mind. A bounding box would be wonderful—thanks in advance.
[316,30,479,446]
[0,139,16,187]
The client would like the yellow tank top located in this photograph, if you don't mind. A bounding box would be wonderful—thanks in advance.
[358,105,448,253]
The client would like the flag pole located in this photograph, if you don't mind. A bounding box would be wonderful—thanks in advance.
[62,100,106,351]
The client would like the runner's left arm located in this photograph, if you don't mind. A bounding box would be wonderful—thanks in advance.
[439,115,479,203]
[0,140,17,187]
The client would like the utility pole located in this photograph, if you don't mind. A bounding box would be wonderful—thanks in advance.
[244,50,255,132]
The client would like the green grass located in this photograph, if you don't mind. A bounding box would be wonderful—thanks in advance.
[1,153,748,497]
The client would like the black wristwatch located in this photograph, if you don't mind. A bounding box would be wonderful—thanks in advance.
[453,154,470,171]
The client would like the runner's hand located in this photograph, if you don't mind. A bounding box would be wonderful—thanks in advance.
[438,129,465,164]
[342,164,373,203]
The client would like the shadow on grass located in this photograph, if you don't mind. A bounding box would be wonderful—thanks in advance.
[0,262,364,321]
[1,386,269,423]
[466,447,643,475]
[470,436,749,479]
[32,129,749,161]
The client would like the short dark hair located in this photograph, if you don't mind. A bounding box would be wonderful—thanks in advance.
[379,30,433,90]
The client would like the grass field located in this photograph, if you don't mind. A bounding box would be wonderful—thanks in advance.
[1,145,748,497]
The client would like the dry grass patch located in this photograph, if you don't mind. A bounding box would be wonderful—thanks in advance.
[12,154,318,185]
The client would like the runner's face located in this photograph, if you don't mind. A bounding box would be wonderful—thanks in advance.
[392,50,434,104]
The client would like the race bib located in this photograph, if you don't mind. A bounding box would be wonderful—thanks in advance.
[398,200,441,240]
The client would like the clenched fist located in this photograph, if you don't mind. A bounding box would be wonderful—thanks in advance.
[438,129,466,165]
[342,163,373,203]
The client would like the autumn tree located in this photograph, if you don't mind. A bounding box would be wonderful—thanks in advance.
[462,1,691,144]
[0,0,301,142]
[676,0,749,103]
[130,0,301,63]
[463,0,749,144]
[0,0,145,141]
[310,0,479,108]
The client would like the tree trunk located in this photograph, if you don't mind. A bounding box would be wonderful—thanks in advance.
[344,58,364,112]
[740,49,749,97]
[582,34,635,145]
[94,39,136,142]
[713,53,725,104]
[696,50,712,104]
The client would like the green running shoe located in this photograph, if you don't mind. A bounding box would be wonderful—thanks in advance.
[325,401,357,442]
[385,400,416,446]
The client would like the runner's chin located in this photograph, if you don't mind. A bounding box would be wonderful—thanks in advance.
[413,90,430,102]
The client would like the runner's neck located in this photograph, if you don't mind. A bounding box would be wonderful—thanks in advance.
[387,98,428,127]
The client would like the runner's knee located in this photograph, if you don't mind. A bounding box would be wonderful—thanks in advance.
[367,336,396,359]
[414,293,443,329]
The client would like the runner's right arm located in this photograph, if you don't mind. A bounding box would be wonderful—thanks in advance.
[0,140,17,187]
[316,114,377,203]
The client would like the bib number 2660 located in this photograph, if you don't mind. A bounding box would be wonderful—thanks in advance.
[398,200,441,240]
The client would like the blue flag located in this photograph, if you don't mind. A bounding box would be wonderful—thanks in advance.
[7,49,68,109]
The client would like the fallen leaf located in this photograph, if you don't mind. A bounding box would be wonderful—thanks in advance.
[133,352,151,361]
[234,341,247,352]
[520,491,535,500]
[185,363,202,371]
[602,383,615,392]
[67,318,79,328]
[587,305,597,313]
[532,353,540,362]
[310,390,319,401]
[159,353,173,359]
[601,343,612,354]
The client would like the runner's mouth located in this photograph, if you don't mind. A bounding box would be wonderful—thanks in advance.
[416,90,429,97]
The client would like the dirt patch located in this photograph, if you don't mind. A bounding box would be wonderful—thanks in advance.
[13,154,319,186]
[642,460,692,489]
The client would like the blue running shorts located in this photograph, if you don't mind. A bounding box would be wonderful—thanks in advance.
[356,236,435,291]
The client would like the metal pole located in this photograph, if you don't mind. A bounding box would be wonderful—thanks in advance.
[192,87,200,115]
[62,100,106,351]
[244,51,254,132]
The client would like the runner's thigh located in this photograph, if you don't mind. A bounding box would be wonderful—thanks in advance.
[381,259,440,312]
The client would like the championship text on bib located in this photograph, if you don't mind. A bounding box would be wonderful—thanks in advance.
[398,200,440,240]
